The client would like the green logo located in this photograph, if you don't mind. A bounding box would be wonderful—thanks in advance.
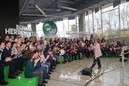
[43,21,57,36]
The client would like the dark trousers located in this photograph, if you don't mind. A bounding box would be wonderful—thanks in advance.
[86,50,90,58]
[33,69,43,85]
[77,52,81,59]
[70,53,77,60]
[0,62,4,80]
[47,60,55,71]
[91,57,101,68]
[13,57,25,71]
[124,50,129,58]
[3,60,16,76]
[62,54,68,62]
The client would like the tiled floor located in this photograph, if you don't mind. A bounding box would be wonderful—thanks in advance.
[46,58,129,86]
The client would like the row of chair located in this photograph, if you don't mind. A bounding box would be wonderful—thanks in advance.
[4,66,38,86]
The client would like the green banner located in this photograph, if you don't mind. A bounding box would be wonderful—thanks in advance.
[43,21,57,36]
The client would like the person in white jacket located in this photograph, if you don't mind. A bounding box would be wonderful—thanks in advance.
[120,42,128,61]
[90,39,102,69]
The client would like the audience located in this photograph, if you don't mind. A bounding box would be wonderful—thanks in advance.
[0,34,128,86]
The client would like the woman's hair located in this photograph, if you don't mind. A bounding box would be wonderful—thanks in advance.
[94,38,101,43]
[38,50,43,54]
[0,41,5,45]
[5,41,11,45]
[48,49,53,52]
[11,42,16,46]
[28,50,38,59]
[28,52,34,59]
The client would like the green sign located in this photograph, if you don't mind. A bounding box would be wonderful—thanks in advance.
[43,21,57,36]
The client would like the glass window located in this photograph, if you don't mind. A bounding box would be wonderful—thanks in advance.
[120,2,129,37]
[102,4,119,38]
[68,19,76,32]
[88,10,93,34]
[94,10,102,37]
[56,21,64,37]
[36,23,44,37]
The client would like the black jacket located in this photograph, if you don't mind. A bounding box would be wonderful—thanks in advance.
[1,47,11,61]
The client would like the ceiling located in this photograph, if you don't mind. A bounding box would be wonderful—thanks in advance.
[19,0,113,24]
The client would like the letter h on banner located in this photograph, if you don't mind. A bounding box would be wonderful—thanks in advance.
[5,28,10,34]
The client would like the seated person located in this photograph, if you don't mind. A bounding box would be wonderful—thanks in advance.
[0,41,8,85]
[38,50,50,74]
[45,49,56,71]
[24,50,45,86]
[59,46,65,56]
[1,41,18,79]
[34,50,49,83]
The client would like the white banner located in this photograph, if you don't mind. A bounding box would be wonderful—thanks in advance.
[5,25,36,37]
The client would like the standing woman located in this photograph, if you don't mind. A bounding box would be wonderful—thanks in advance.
[90,39,102,69]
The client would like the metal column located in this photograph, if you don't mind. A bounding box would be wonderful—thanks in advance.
[92,9,95,38]
[75,16,78,37]
[118,5,121,37]
[101,6,103,36]
[88,12,90,34]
